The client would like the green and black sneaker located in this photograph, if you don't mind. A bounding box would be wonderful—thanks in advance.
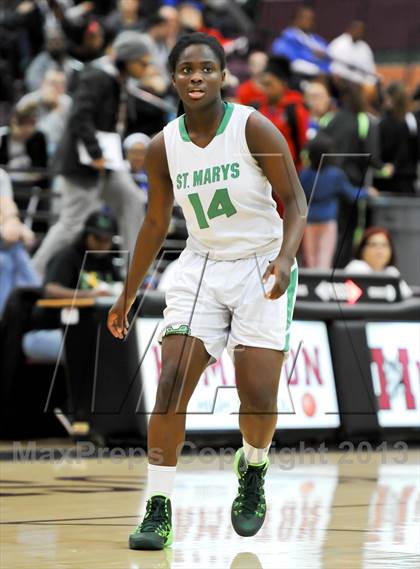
[129,494,173,550]
[231,448,268,537]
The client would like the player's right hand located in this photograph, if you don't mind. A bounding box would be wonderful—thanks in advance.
[107,295,133,340]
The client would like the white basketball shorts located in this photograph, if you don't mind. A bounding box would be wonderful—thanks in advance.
[158,248,298,361]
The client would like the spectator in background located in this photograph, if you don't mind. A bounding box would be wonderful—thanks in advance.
[0,105,48,182]
[0,168,40,316]
[70,19,106,63]
[304,80,335,140]
[24,26,80,92]
[320,80,384,267]
[32,32,154,276]
[38,209,122,299]
[177,2,236,51]
[300,133,377,269]
[375,82,420,195]
[17,70,72,155]
[271,6,329,81]
[235,51,268,107]
[345,226,412,298]
[144,14,173,87]
[103,0,145,39]
[0,0,45,78]
[329,20,377,86]
[23,209,122,364]
[47,0,106,64]
[259,56,309,169]
[124,132,151,199]
[158,5,180,50]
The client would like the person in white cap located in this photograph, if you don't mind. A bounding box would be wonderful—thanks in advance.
[33,32,154,276]
[123,132,151,198]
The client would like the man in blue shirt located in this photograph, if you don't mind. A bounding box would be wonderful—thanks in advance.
[271,6,330,78]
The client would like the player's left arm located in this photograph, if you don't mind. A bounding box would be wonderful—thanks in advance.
[246,111,308,299]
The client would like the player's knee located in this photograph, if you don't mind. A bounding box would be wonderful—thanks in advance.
[154,369,190,414]
[240,390,277,414]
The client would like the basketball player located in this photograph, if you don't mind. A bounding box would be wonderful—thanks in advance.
[107,32,307,550]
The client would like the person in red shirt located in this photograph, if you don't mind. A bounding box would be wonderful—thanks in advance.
[259,56,309,169]
[236,51,268,107]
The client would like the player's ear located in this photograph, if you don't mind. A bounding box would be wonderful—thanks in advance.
[171,73,176,88]
[221,69,226,85]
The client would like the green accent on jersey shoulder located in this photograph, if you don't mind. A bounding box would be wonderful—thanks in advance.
[163,324,191,337]
[215,102,234,135]
[283,263,298,352]
[178,102,234,142]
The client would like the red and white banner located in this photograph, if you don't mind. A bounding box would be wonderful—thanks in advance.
[136,319,340,431]
[366,323,420,428]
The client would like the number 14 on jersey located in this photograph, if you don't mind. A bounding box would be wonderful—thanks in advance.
[188,187,237,229]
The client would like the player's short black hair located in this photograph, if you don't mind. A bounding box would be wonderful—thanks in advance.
[168,32,226,73]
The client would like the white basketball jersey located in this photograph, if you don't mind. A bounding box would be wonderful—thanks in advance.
[163,102,283,260]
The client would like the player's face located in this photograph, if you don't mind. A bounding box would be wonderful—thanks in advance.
[172,44,225,109]
[362,233,392,271]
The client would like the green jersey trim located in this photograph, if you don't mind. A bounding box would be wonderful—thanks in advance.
[283,263,298,352]
[178,102,234,142]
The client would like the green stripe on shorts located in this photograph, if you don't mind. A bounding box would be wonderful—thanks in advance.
[283,263,298,352]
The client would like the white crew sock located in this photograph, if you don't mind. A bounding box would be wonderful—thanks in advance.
[242,438,271,466]
[145,463,177,501]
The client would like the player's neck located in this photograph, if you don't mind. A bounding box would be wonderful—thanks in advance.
[184,99,225,137]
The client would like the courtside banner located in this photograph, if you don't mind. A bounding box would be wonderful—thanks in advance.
[366,323,420,428]
[136,319,340,431]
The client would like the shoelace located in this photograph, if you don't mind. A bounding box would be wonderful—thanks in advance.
[238,467,265,515]
[139,498,168,533]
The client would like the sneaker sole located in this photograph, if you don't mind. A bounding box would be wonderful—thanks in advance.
[128,528,173,550]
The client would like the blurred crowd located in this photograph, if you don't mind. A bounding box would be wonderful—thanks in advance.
[1,0,419,322]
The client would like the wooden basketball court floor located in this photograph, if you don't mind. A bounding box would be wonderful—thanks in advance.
[1,443,419,569]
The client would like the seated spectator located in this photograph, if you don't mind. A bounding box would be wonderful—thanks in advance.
[23,210,123,361]
[345,227,412,298]
[17,70,72,155]
[0,104,48,184]
[304,80,335,140]
[123,133,151,197]
[271,6,329,80]
[158,5,180,50]
[300,134,377,269]
[0,0,45,77]
[43,210,122,299]
[235,51,268,107]
[0,168,40,316]
[259,56,309,168]
[329,20,377,86]
[103,0,145,40]
[48,0,106,64]
[177,1,240,53]
[375,81,420,195]
[144,14,173,87]
[24,26,80,93]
